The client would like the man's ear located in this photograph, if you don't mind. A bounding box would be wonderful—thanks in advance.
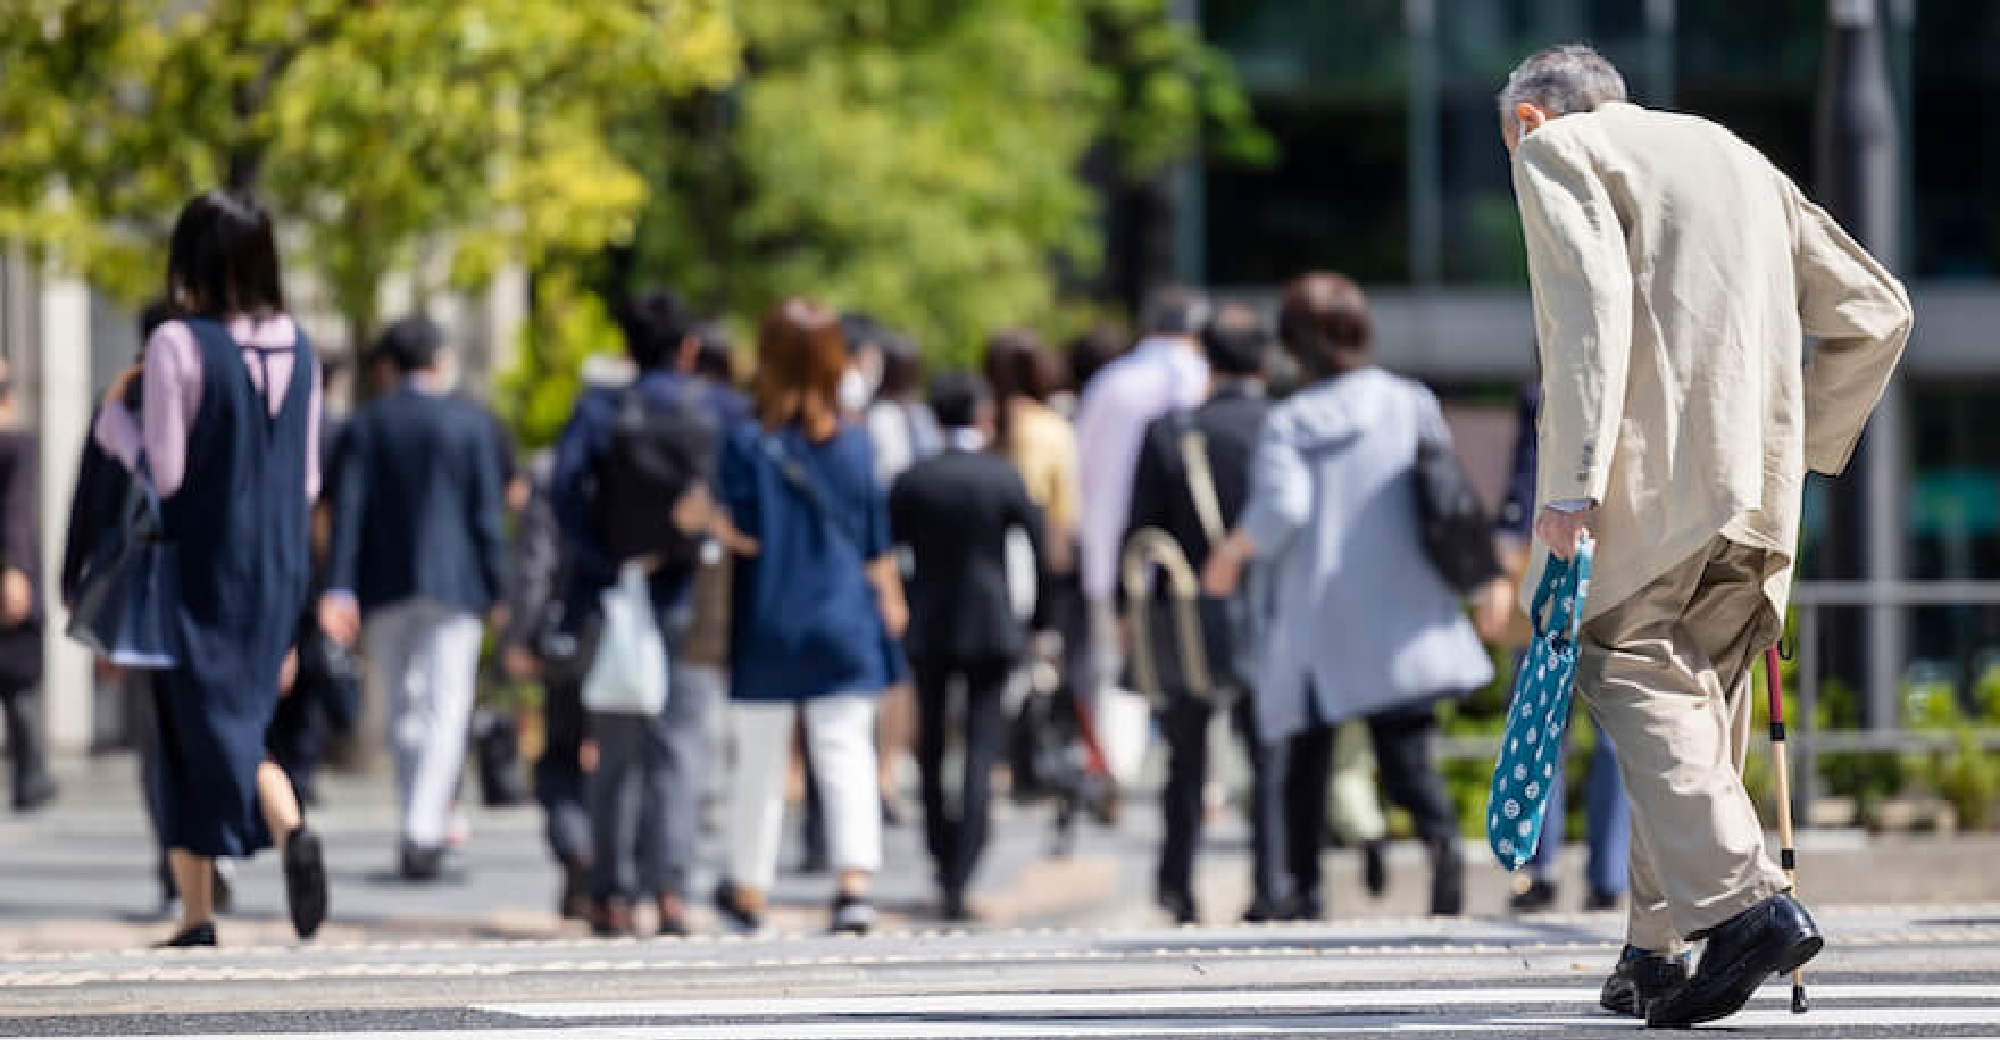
[676,333,700,374]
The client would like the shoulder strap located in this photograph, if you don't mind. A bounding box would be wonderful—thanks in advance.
[762,433,867,553]
[1174,411,1227,544]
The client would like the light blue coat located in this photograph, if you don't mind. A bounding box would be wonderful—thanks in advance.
[1238,368,1494,743]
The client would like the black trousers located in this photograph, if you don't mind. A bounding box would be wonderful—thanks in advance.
[534,676,591,868]
[914,657,1013,896]
[1156,692,1266,901]
[0,682,50,797]
[1254,700,1457,902]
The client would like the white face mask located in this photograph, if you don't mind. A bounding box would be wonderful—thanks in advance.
[837,367,873,413]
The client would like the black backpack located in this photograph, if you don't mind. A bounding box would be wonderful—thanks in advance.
[592,382,718,565]
[1413,432,1502,595]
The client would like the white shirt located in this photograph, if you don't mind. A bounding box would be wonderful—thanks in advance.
[1073,336,1209,600]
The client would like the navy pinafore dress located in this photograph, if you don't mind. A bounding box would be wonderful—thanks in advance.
[151,317,314,858]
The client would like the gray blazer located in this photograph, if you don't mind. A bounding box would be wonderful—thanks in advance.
[1238,368,1493,743]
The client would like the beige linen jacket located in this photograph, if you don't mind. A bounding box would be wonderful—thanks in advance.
[1514,102,1913,622]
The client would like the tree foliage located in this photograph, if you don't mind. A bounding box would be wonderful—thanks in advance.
[0,0,738,345]
[618,0,1269,368]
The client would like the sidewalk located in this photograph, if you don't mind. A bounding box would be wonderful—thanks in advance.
[1,751,1994,953]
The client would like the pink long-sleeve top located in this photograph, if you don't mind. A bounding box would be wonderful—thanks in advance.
[94,314,322,502]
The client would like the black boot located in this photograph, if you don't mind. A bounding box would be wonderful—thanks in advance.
[1599,945,1690,1018]
[1646,894,1823,1028]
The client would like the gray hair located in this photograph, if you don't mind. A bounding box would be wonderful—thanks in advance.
[1498,44,1627,126]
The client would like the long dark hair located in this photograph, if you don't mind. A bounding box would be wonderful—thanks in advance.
[983,328,1053,449]
[166,189,285,319]
[753,298,846,436]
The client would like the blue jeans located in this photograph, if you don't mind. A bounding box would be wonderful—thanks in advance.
[1532,719,1631,896]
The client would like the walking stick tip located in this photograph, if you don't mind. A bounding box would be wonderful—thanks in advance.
[1791,981,1809,1014]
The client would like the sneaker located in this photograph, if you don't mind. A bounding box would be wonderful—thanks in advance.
[830,892,874,936]
[282,826,329,940]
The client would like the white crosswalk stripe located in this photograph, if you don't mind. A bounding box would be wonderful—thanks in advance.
[31,984,2000,1040]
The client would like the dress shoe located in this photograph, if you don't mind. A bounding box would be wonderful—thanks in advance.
[1241,896,1285,924]
[1281,888,1325,923]
[1428,839,1465,917]
[1584,887,1622,913]
[1509,878,1559,915]
[558,860,592,921]
[1156,888,1199,926]
[1646,893,1823,1028]
[940,889,974,924]
[1361,840,1389,899]
[399,842,446,883]
[590,896,636,938]
[656,894,691,938]
[157,922,218,949]
[282,825,328,940]
[12,773,57,813]
[1598,945,1690,1018]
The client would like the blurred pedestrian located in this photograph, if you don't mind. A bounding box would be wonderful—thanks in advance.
[1076,290,1209,789]
[320,315,506,883]
[1057,326,1127,421]
[1478,381,1629,915]
[94,189,326,947]
[1204,273,1490,919]
[550,287,744,936]
[714,298,907,936]
[1498,45,1909,1024]
[1120,303,1271,925]
[0,357,55,815]
[890,372,1043,921]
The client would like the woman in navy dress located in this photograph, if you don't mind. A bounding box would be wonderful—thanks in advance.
[94,191,328,947]
[713,299,908,936]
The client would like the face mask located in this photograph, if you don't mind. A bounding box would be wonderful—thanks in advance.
[837,367,873,412]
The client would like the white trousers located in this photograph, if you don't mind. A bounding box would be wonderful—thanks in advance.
[728,694,881,890]
[365,598,484,847]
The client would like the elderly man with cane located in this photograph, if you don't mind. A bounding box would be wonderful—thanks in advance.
[1499,45,1910,1027]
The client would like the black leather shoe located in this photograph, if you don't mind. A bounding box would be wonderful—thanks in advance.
[1241,896,1285,924]
[1599,945,1690,1018]
[399,843,446,883]
[283,826,328,940]
[1584,888,1622,913]
[1429,839,1465,917]
[1646,893,1823,1028]
[156,922,218,949]
[1156,888,1199,926]
[1361,840,1389,899]
[1281,888,1325,923]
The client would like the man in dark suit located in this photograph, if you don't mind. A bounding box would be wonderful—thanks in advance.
[0,359,54,814]
[1122,303,1272,925]
[890,373,1043,921]
[320,316,506,881]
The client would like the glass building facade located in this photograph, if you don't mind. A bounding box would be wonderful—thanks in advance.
[1195,0,2000,705]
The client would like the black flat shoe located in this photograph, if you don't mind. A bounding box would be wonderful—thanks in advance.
[714,881,765,934]
[1584,888,1622,913]
[1428,838,1465,917]
[1599,945,1690,1018]
[399,843,446,883]
[1281,888,1325,923]
[1361,840,1389,899]
[1646,893,1824,1028]
[1509,879,1559,915]
[156,922,218,949]
[283,826,328,940]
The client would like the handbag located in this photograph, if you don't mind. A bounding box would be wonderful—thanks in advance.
[1486,536,1594,871]
[66,459,178,670]
[1414,430,1503,595]
[580,562,670,715]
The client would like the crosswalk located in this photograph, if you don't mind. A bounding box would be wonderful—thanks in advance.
[25,984,2000,1039]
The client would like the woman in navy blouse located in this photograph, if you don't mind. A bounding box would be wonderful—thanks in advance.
[713,299,908,936]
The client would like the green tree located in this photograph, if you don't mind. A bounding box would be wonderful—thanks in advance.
[617,0,1268,368]
[0,1,738,348]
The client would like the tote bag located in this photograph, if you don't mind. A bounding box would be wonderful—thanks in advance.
[581,563,670,715]
[66,460,178,670]
[1486,535,1593,871]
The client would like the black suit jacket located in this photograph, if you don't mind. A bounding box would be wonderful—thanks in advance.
[1123,383,1270,583]
[889,445,1044,665]
[328,386,507,615]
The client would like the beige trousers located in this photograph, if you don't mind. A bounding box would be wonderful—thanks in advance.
[1578,536,1791,954]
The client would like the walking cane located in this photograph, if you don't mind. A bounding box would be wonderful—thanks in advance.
[1763,644,1809,1014]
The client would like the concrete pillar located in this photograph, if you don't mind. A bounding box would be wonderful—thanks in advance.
[36,272,93,753]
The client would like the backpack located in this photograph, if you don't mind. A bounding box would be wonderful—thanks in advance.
[593,381,718,565]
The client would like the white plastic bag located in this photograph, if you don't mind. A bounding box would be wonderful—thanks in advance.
[581,563,670,715]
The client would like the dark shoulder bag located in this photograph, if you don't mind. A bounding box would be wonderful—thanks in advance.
[67,457,178,670]
[1414,426,1503,596]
